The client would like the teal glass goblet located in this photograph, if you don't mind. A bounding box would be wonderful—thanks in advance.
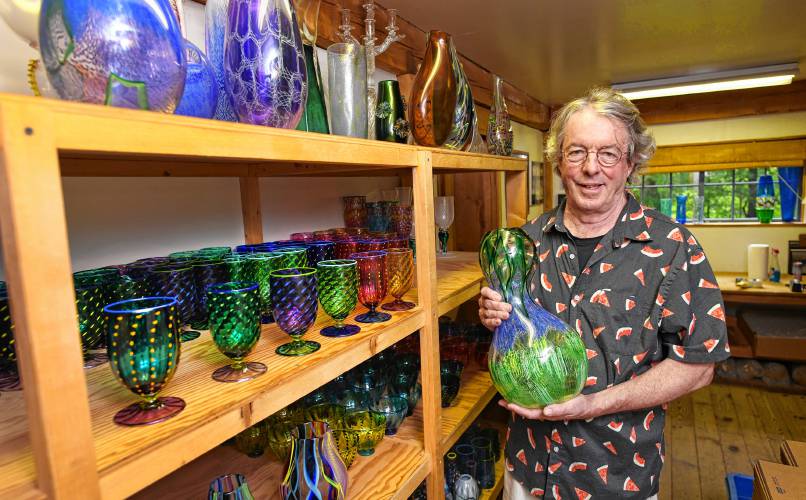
[317,259,360,338]
[74,270,114,367]
[207,282,266,382]
[270,268,320,356]
[104,297,185,426]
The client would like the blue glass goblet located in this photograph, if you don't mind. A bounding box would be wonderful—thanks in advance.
[270,268,320,356]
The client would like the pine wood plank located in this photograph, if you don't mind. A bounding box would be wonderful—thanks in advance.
[412,152,445,499]
[434,252,483,316]
[765,392,806,441]
[440,368,497,452]
[729,386,778,464]
[691,386,728,500]
[0,100,101,498]
[710,385,753,475]
[667,396,701,499]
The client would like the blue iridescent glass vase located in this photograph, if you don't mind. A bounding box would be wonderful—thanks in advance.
[224,0,308,128]
[39,0,186,112]
[280,421,348,499]
[205,0,238,121]
[479,228,587,408]
[175,39,218,119]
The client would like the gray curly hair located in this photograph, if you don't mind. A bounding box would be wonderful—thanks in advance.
[545,87,656,183]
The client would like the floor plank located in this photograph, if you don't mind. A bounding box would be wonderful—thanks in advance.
[691,387,727,500]
[668,395,702,499]
[729,386,778,464]
[710,385,753,476]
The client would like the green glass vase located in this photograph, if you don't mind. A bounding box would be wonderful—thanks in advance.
[375,80,408,143]
[479,228,587,408]
[296,44,329,133]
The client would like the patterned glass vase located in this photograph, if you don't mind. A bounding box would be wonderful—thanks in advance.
[224,0,307,128]
[479,228,587,408]
[292,0,328,133]
[39,0,186,112]
[486,75,513,156]
[409,31,474,149]
[205,0,238,121]
[280,421,349,500]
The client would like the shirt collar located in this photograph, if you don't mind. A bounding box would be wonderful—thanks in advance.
[542,192,653,246]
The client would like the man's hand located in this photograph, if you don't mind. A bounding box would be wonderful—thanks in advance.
[478,286,512,331]
[499,394,600,421]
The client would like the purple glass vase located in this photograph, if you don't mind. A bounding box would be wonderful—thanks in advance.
[224,0,308,128]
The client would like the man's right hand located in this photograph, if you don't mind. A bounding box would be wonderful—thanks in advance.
[478,286,512,331]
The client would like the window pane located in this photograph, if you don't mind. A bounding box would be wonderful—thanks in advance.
[704,185,732,219]
[734,181,755,219]
[704,169,732,184]
[643,173,669,187]
[735,169,759,183]
[641,187,663,211]
[672,172,697,185]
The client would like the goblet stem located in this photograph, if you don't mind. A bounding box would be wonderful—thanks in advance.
[438,228,449,255]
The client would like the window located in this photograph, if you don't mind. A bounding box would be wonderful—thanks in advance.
[629,167,802,222]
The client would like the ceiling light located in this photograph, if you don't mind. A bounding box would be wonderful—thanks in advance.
[612,63,799,100]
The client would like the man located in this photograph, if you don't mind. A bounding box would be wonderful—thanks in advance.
[478,87,730,499]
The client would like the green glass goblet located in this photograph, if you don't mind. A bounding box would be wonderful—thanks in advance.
[270,268,320,356]
[317,259,360,338]
[344,410,386,456]
[235,421,269,458]
[246,252,283,324]
[266,420,297,462]
[104,297,185,426]
[207,282,266,382]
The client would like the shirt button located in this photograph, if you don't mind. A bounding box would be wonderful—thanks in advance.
[569,254,576,260]
[553,446,559,453]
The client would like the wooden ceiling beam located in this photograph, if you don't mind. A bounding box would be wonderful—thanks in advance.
[637,80,806,125]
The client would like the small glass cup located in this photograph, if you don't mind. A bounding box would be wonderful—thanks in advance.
[382,248,415,311]
[207,282,266,382]
[317,259,360,337]
[659,197,673,218]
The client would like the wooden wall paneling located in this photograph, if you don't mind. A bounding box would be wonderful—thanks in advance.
[0,102,101,498]
[543,155,555,214]
[411,151,443,498]
[638,80,806,125]
[238,174,264,244]
[505,168,527,227]
[452,172,500,252]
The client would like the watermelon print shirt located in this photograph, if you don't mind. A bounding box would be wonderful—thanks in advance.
[506,193,730,499]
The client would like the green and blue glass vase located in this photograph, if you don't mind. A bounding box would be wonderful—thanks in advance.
[207,282,266,382]
[316,259,360,337]
[479,228,587,408]
[104,297,185,426]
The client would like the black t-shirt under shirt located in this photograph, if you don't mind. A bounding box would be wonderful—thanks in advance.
[570,233,604,268]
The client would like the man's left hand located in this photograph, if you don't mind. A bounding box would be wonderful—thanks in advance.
[499,393,600,421]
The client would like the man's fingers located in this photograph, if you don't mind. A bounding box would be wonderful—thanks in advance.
[481,298,512,313]
[480,286,503,302]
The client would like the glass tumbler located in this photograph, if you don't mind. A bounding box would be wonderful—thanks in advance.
[327,42,367,138]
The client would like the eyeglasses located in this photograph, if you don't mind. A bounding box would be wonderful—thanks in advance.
[563,146,627,167]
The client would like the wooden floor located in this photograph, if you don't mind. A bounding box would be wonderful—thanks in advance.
[659,383,806,500]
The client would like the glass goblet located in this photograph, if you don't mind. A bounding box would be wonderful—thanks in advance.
[191,258,229,329]
[350,251,391,323]
[246,252,283,324]
[317,259,360,338]
[273,246,309,269]
[208,473,255,500]
[235,422,269,458]
[435,195,455,256]
[270,268,320,356]
[344,410,386,456]
[148,264,200,342]
[334,239,359,259]
[342,195,367,228]
[207,282,266,382]
[104,297,185,426]
[382,248,415,311]
[306,241,335,267]
[0,282,21,391]
[73,271,112,367]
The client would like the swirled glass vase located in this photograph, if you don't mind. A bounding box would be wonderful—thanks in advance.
[280,421,348,500]
[479,228,587,408]
[39,0,186,112]
[224,0,307,128]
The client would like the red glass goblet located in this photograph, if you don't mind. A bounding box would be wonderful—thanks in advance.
[351,251,391,323]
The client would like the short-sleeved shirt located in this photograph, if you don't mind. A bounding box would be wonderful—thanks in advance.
[504,192,730,498]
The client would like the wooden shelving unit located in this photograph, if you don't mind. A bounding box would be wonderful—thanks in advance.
[0,95,525,499]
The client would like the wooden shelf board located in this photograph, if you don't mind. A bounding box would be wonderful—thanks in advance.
[0,94,526,177]
[435,252,483,316]
[441,368,497,452]
[133,416,428,500]
[0,307,424,498]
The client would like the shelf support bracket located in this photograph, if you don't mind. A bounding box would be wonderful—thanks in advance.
[239,171,264,244]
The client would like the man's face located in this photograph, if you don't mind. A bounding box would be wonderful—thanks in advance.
[558,108,633,215]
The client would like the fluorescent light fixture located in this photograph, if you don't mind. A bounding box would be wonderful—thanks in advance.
[612,63,798,100]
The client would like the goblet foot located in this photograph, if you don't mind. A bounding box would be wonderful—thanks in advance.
[113,396,186,426]
[320,324,361,338]
[358,448,375,456]
[83,351,108,369]
[0,368,22,391]
[356,310,392,323]
[276,340,321,356]
[180,330,201,342]
[381,299,415,311]
[212,361,267,383]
